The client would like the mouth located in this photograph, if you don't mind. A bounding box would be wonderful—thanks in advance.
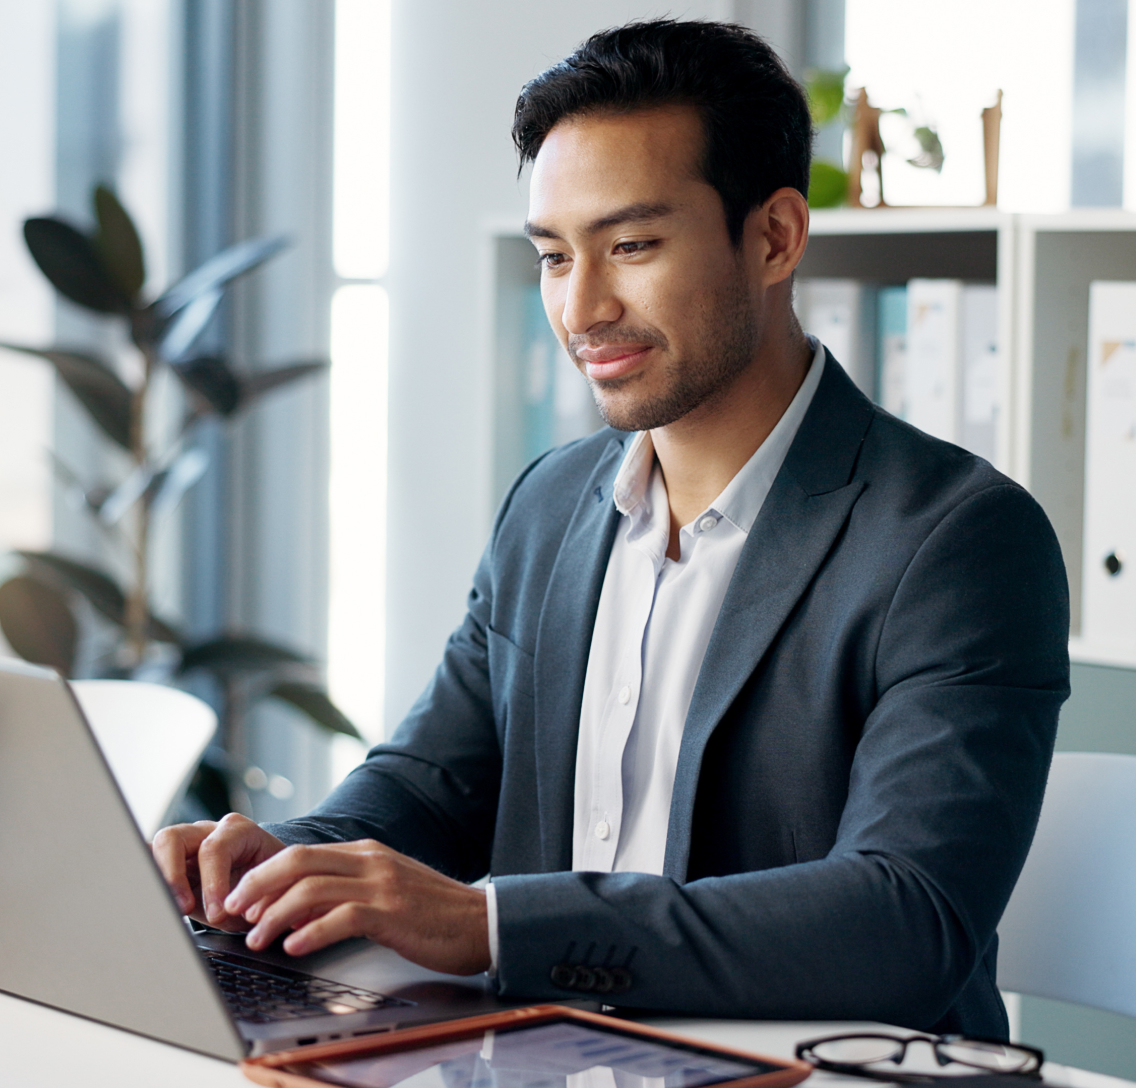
[574,344,654,381]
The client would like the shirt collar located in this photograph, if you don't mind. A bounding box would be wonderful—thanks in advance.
[610,337,827,532]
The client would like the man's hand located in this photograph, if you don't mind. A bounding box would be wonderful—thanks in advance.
[151,814,285,930]
[222,840,491,976]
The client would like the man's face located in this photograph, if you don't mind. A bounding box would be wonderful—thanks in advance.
[526,105,760,432]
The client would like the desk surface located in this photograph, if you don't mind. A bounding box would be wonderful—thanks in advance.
[2,989,1132,1088]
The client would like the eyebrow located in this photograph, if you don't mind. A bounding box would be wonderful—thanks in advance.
[523,201,675,241]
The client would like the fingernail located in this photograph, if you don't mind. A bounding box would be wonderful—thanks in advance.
[246,927,262,950]
[178,893,193,914]
[224,892,239,913]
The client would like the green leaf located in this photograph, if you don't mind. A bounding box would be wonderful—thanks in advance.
[147,448,209,518]
[808,160,849,209]
[171,354,241,415]
[16,550,181,644]
[23,217,128,314]
[805,66,849,127]
[268,682,362,739]
[907,126,945,173]
[0,344,132,450]
[158,288,222,363]
[0,575,78,677]
[93,185,146,301]
[237,360,328,411]
[178,634,312,678]
[172,357,328,417]
[153,235,289,319]
[19,550,125,621]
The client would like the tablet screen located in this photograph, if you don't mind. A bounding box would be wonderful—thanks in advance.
[285,1017,778,1088]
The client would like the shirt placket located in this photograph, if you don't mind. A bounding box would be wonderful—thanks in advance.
[578,541,659,872]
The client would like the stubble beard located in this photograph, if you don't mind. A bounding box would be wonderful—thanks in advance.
[571,275,759,433]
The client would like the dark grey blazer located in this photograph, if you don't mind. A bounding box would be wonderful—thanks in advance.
[270,354,1070,1036]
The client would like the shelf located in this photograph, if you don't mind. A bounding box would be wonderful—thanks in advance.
[1069,637,1136,670]
[486,209,1136,667]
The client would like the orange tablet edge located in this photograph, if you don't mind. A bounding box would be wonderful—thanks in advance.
[238,1005,814,1088]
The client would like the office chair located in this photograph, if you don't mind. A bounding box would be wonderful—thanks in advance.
[997,751,1136,1018]
[71,680,216,840]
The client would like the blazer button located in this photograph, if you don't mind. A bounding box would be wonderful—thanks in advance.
[609,967,632,994]
[571,966,596,992]
[550,964,576,989]
[591,967,614,994]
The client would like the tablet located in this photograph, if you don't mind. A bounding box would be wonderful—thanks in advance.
[240,1005,813,1088]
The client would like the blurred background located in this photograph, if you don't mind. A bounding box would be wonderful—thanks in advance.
[0,0,1134,1074]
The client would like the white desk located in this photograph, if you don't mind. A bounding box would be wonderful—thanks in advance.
[2,988,1133,1088]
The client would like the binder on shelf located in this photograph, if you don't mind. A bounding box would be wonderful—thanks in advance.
[1081,281,1136,656]
[905,279,962,444]
[959,285,1000,465]
[796,279,877,397]
[521,284,601,461]
[877,286,908,419]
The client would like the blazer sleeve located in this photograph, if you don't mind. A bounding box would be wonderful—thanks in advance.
[258,459,548,881]
[491,482,1070,1029]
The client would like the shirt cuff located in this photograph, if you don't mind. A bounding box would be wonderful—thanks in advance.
[485,880,499,977]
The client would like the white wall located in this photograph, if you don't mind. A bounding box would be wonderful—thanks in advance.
[0,2,55,568]
[384,1,756,729]
[844,0,1076,212]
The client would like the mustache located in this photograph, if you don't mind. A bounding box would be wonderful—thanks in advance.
[567,323,669,362]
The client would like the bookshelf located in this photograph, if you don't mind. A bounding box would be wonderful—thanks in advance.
[486,208,1136,668]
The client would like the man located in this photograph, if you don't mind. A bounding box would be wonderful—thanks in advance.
[154,20,1069,1035]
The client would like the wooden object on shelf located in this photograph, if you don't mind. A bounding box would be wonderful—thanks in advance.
[846,88,1003,209]
[846,88,886,208]
[982,89,1003,207]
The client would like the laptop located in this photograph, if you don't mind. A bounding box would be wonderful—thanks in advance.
[0,658,537,1061]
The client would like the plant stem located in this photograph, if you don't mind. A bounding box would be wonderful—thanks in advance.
[124,346,152,664]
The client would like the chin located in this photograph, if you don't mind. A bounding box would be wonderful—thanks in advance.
[594,387,694,433]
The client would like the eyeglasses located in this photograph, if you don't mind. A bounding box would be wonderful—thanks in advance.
[795,1032,1045,1083]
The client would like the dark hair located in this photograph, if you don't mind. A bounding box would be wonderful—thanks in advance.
[512,19,812,245]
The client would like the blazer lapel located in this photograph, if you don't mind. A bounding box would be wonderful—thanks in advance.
[663,355,875,880]
[532,436,625,871]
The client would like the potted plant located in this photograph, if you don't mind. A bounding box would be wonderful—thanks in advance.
[0,185,361,818]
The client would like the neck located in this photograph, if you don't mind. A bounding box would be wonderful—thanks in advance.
[652,320,813,559]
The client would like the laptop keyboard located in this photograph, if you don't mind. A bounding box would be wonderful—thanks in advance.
[201,949,413,1024]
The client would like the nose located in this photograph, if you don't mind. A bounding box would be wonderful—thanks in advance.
[558,256,622,335]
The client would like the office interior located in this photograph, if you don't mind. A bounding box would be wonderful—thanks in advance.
[0,0,1134,1078]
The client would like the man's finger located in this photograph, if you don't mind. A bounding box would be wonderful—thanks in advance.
[244,875,363,952]
[197,814,264,926]
[226,842,369,918]
[151,822,213,915]
[282,900,374,959]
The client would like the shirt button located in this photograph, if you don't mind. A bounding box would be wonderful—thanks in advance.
[595,820,610,840]
[698,515,718,533]
[618,685,631,704]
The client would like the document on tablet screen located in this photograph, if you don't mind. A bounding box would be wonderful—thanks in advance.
[292,1020,773,1088]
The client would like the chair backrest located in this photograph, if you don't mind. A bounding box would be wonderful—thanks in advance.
[70,680,216,839]
[997,751,1136,1018]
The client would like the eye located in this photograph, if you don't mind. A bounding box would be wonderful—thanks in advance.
[537,251,569,271]
[613,239,659,257]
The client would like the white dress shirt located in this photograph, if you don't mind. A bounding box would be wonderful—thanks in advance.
[486,339,826,965]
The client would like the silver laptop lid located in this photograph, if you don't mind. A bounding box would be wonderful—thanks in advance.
[0,659,245,1061]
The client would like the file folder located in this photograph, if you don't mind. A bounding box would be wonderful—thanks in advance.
[1081,281,1136,654]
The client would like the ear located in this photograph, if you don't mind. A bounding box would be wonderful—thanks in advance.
[742,187,809,287]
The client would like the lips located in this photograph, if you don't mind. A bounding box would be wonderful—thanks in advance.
[574,344,654,381]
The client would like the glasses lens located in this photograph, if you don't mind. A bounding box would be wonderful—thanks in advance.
[810,1037,905,1065]
[937,1040,1038,1073]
